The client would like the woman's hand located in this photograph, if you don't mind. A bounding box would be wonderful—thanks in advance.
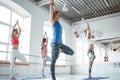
[19,27,21,31]
[16,20,18,24]
[50,0,54,5]
[45,32,47,35]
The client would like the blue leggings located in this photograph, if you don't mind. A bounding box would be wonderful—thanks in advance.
[50,43,74,79]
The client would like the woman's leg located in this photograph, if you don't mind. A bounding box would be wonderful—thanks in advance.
[88,55,95,78]
[46,56,52,62]
[91,55,95,63]
[41,58,45,77]
[45,56,51,66]
[10,50,16,80]
[58,43,74,55]
[15,50,27,62]
[88,57,92,78]
[50,43,59,79]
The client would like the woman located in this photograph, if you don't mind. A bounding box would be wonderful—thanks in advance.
[86,23,96,78]
[10,20,27,80]
[49,0,74,80]
[87,44,95,78]
[41,32,51,78]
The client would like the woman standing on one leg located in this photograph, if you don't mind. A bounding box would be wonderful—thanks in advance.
[41,32,51,78]
[49,0,74,80]
[87,44,95,78]
[10,20,27,80]
[86,23,96,78]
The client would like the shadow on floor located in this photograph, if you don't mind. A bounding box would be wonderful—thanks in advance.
[83,77,109,80]
[22,77,41,80]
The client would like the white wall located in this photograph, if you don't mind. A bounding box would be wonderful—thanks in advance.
[73,13,120,39]
[72,14,120,76]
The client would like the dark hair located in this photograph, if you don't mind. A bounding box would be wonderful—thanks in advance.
[41,38,47,48]
[43,38,46,43]
[13,29,18,32]
[12,29,18,37]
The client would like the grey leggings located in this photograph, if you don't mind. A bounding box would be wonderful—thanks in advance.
[51,43,74,79]
[88,53,95,72]
[41,56,51,75]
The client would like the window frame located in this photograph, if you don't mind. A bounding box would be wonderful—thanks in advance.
[0,5,30,62]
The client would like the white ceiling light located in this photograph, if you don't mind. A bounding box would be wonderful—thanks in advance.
[72,6,81,14]
[62,3,68,12]
[104,0,109,7]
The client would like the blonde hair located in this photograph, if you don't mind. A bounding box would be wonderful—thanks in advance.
[89,44,94,49]
[53,10,60,21]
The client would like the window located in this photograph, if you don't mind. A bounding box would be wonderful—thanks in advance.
[76,41,85,64]
[76,40,106,64]
[0,6,11,24]
[43,21,65,65]
[0,24,9,43]
[0,6,30,62]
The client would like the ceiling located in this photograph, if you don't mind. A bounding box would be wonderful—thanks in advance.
[29,0,120,23]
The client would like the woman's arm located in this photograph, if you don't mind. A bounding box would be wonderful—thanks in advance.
[86,23,90,32]
[12,23,17,30]
[41,42,44,50]
[49,0,55,23]
[45,32,48,45]
[43,32,48,45]
[86,23,92,39]
[17,21,21,38]
[11,21,17,38]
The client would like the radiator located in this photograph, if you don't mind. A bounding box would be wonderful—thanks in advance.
[0,65,9,76]
[0,65,17,76]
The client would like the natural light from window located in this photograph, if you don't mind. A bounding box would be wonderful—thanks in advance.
[0,5,30,62]
[76,40,106,64]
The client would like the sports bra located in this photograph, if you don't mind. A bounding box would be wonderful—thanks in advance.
[11,37,19,45]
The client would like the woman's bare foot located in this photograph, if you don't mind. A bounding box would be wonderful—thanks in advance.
[52,78,56,80]
[89,72,92,79]
[42,75,46,78]
[11,77,16,80]
[89,76,92,79]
